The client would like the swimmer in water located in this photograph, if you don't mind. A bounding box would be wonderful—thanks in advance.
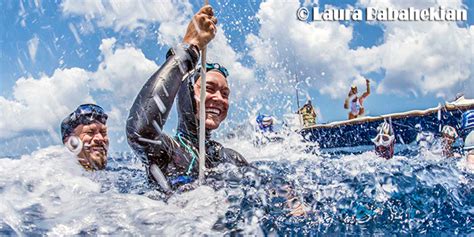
[60,104,109,171]
[371,121,396,159]
[440,125,461,158]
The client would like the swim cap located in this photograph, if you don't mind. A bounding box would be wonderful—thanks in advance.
[441,125,458,139]
[60,104,108,142]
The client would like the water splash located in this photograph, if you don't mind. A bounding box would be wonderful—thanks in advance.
[1,131,473,235]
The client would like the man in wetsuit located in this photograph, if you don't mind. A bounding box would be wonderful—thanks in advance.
[126,6,248,191]
[344,79,370,120]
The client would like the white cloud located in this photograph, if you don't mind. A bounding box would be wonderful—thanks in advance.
[61,0,256,99]
[0,37,159,139]
[0,68,93,139]
[4,1,258,146]
[358,0,473,98]
[246,0,473,101]
[206,27,256,100]
[91,37,159,130]
[61,0,194,45]
[246,0,360,99]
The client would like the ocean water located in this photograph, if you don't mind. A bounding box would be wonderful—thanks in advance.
[0,133,473,235]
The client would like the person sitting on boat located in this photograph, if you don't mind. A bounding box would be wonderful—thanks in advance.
[371,121,395,159]
[415,124,435,150]
[256,114,275,133]
[126,6,249,192]
[60,104,109,171]
[297,100,317,127]
[440,125,461,158]
[344,79,370,120]
[463,131,474,165]
[461,110,474,139]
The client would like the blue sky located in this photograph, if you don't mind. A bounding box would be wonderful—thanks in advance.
[0,0,472,156]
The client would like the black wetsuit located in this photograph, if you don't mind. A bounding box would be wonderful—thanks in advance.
[126,45,248,190]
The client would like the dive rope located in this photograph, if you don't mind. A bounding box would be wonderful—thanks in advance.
[198,0,210,184]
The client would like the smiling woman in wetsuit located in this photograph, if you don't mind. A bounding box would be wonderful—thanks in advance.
[126,6,248,192]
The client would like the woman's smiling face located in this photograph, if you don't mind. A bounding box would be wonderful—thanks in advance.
[194,70,230,130]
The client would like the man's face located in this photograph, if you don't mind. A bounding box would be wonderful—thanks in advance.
[194,70,230,130]
[73,122,109,170]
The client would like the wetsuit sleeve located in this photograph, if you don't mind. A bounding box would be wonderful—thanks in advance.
[126,45,199,159]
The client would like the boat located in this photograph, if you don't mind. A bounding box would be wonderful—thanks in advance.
[299,97,474,148]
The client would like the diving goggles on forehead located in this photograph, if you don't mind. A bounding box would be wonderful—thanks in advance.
[71,104,108,125]
[371,133,395,147]
[205,63,229,78]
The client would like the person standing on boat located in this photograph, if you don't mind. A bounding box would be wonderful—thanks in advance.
[126,6,249,192]
[344,79,370,120]
[371,121,395,159]
[297,100,317,127]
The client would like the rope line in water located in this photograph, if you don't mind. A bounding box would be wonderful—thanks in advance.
[198,0,210,184]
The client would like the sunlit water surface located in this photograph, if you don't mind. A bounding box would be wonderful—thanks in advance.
[1,133,473,235]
